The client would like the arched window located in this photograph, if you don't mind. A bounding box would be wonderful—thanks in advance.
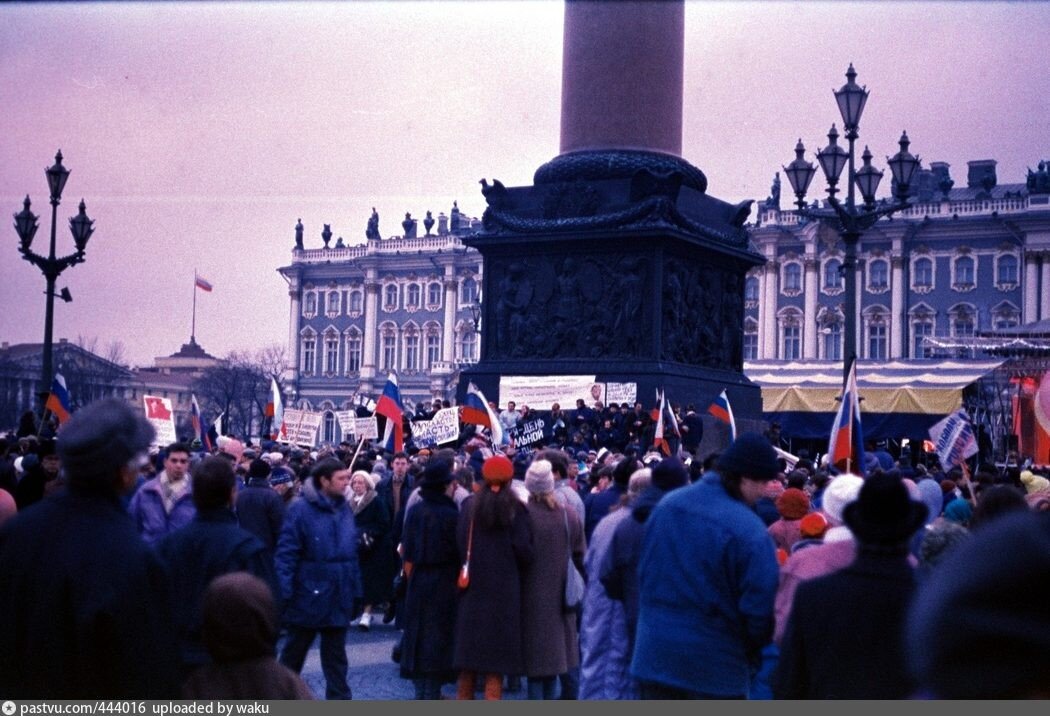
[425,327,442,368]
[461,277,478,305]
[384,284,399,310]
[953,256,975,288]
[818,309,844,361]
[459,330,478,361]
[381,331,397,370]
[303,291,317,316]
[913,257,933,290]
[404,331,420,371]
[745,276,760,303]
[997,255,1018,286]
[950,304,976,337]
[323,329,339,374]
[743,318,758,360]
[349,290,363,313]
[782,263,802,293]
[326,290,340,317]
[867,315,887,359]
[823,259,842,290]
[428,282,442,307]
[323,411,337,444]
[912,319,933,358]
[779,309,802,359]
[300,330,316,374]
[345,330,362,373]
[407,284,421,308]
[868,259,888,291]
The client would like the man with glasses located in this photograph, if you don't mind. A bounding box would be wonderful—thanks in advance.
[128,442,196,543]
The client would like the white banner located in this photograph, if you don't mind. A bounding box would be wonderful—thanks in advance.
[335,410,357,433]
[411,407,460,447]
[143,395,176,447]
[928,409,979,471]
[280,408,323,448]
[352,416,379,440]
[499,375,599,410]
[605,382,638,406]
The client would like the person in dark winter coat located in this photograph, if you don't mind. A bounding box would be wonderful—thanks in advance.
[156,456,277,679]
[182,572,314,700]
[774,472,928,699]
[0,398,180,698]
[520,459,586,700]
[235,458,286,561]
[275,458,362,700]
[584,455,638,543]
[347,470,395,631]
[399,457,461,699]
[599,456,689,654]
[632,433,781,699]
[127,442,196,543]
[13,438,62,509]
[453,454,535,700]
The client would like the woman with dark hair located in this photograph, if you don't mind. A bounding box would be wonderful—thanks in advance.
[399,458,460,699]
[452,454,534,700]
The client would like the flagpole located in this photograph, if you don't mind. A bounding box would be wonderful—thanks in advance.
[191,269,198,343]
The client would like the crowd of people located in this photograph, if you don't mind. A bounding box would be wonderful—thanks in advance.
[0,395,1048,700]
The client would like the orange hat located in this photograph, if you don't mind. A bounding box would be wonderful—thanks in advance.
[799,512,829,539]
[482,454,514,492]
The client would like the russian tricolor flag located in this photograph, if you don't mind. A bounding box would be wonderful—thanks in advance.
[708,389,736,442]
[828,357,865,474]
[45,372,71,425]
[190,393,204,444]
[460,382,505,447]
[375,372,404,452]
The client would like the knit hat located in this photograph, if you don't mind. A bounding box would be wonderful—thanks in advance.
[943,497,973,525]
[843,472,928,545]
[716,432,779,482]
[248,458,271,481]
[916,478,945,525]
[269,466,294,486]
[1019,470,1050,494]
[56,398,155,491]
[907,511,1050,698]
[775,487,810,520]
[524,459,555,495]
[651,456,689,491]
[799,512,829,539]
[821,473,864,526]
[481,454,514,491]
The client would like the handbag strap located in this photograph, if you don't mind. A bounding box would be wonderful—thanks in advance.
[465,515,475,563]
[562,507,572,562]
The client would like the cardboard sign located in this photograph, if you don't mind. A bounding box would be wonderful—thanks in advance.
[605,382,638,406]
[143,395,176,447]
[280,408,323,448]
[352,416,379,440]
[412,407,459,447]
[499,375,599,410]
[335,410,357,433]
[507,416,548,448]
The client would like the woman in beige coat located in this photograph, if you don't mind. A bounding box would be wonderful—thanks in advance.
[520,459,586,700]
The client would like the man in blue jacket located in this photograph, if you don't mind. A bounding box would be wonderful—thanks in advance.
[632,432,780,699]
[276,457,362,700]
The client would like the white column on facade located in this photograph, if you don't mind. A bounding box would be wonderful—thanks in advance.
[1041,253,1050,321]
[360,277,379,382]
[762,263,778,359]
[755,269,766,359]
[442,274,458,362]
[286,275,301,381]
[1024,253,1040,323]
[854,262,864,359]
[890,255,905,359]
[803,256,818,359]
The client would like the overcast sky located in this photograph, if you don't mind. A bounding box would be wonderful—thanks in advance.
[1,1,1047,367]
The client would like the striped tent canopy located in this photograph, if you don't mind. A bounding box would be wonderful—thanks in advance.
[743,359,1005,439]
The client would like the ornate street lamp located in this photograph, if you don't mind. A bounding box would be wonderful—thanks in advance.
[783,65,920,380]
[14,150,95,418]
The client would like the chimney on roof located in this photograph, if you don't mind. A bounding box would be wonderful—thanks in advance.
[967,160,997,190]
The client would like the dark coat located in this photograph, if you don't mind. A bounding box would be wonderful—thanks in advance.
[773,551,920,699]
[584,482,626,543]
[235,480,286,556]
[599,485,664,646]
[13,464,61,510]
[522,501,585,679]
[350,488,396,605]
[680,411,704,452]
[399,488,460,681]
[452,494,534,675]
[376,472,413,543]
[156,507,277,668]
[0,490,180,698]
[274,480,362,628]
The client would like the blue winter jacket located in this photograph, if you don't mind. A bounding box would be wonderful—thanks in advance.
[631,472,779,697]
[275,479,362,628]
[127,473,196,544]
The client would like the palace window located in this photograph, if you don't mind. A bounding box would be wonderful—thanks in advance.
[461,277,478,305]
[427,282,442,306]
[381,332,397,370]
[404,332,420,371]
[912,320,933,359]
[997,254,1018,286]
[782,262,802,294]
[743,318,758,360]
[384,284,399,310]
[301,334,316,374]
[349,290,363,313]
[867,318,887,360]
[913,257,933,291]
[823,259,842,290]
[426,331,441,368]
[953,255,975,290]
[345,331,362,373]
[868,259,889,291]
[303,291,317,316]
[745,276,760,303]
[406,284,421,309]
[324,331,339,374]
[326,290,340,317]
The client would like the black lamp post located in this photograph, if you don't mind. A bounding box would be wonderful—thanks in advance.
[783,65,920,381]
[14,150,95,417]
[469,289,482,361]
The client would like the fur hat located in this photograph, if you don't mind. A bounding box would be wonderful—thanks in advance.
[843,473,928,545]
[481,454,514,489]
[775,487,810,520]
[716,432,779,482]
[56,398,154,490]
[651,456,689,491]
[524,459,555,495]
[418,458,453,489]
[1019,470,1050,494]
[248,458,271,481]
[821,473,864,526]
